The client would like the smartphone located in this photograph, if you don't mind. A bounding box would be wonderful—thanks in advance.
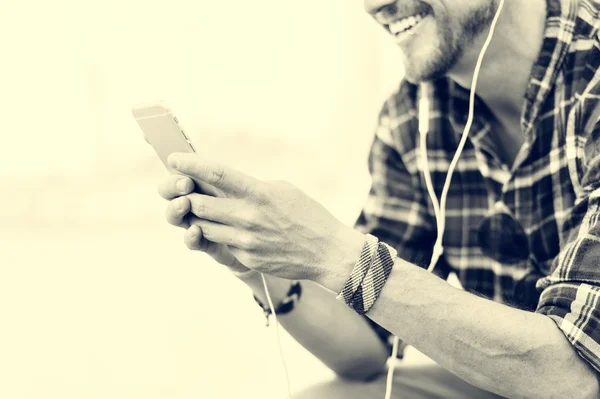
[132,101,196,169]
[132,101,220,196]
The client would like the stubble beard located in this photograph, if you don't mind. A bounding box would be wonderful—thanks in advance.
[401,2,497,84]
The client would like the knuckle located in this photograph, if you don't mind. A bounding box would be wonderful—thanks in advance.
[240,234,258,250]
[208,165,226,186]
[193,201,206,216]
[224,235,236,247]
[238,209,258,229]
[252,182,271,205]
[238,234,251,249]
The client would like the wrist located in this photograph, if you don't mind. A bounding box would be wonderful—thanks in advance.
[317,226,366,293]
[242,273,294,305]
[337,237,397,315]
[253,281,302,326]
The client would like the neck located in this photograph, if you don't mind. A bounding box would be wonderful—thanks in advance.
[447,0,547,122]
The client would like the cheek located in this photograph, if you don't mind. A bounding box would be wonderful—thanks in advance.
[433,7,458,42]
[417,3,452,49]
[420,12,454,56]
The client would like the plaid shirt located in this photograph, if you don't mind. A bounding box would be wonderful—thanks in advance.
[357,0,600,372]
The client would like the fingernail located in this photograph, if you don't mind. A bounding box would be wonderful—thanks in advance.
[176,179,188,193]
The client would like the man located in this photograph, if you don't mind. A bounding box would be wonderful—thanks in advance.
[158,0,600,397]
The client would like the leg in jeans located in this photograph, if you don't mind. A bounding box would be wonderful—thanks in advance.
[292,363,505,399]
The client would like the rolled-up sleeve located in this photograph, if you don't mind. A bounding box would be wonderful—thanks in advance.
[536,191,600,372]
[536,119,600,373]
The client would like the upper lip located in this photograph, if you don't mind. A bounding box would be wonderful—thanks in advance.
[375,6,431,26]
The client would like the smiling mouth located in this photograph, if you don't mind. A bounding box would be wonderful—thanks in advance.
[387,10,430,36]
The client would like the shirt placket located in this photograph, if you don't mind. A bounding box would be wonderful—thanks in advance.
[449,91,508,204]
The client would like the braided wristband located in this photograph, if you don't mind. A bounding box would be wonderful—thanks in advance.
[350,242,397,315]
[336,239,397,315]
[253,281,302,326]
[337,234,379,304]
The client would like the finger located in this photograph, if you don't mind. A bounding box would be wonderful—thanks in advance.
[158,174,194,200]
[167,153,260,197]
[184,225,209,251]
[192,180,224,198]
[165,196,192,227]
[186,193,246,226]
[185,225,224,255]
[184,225,243,268]
[190,219,247,249]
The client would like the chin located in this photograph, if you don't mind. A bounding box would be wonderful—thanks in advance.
[401,55,451,84]
[400,41,461,84]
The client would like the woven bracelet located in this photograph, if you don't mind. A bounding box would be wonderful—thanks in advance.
[336,239,397,315]
[350,242,397,315]
[253,281,302,327]
[337,234,379,304]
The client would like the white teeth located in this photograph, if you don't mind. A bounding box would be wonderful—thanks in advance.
[389,13,426,35]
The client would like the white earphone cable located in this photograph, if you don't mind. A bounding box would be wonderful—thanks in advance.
[384,1,505,398]
[261,273,293,399]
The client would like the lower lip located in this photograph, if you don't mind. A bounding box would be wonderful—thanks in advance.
[393,14,430,44]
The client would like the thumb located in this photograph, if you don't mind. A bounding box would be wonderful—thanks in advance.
[168,153,259,198]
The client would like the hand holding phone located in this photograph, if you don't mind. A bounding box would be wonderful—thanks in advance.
[132,101,252,275]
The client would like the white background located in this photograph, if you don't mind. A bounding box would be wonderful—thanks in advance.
[0,1,414,398]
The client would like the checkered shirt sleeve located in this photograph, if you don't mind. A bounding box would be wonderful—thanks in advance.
[537,78,600,373]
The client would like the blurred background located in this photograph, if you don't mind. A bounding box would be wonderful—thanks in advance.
[0,0,426,398]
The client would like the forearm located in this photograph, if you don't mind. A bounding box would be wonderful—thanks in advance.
[317,249,600,398]
[239,272,390,380]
